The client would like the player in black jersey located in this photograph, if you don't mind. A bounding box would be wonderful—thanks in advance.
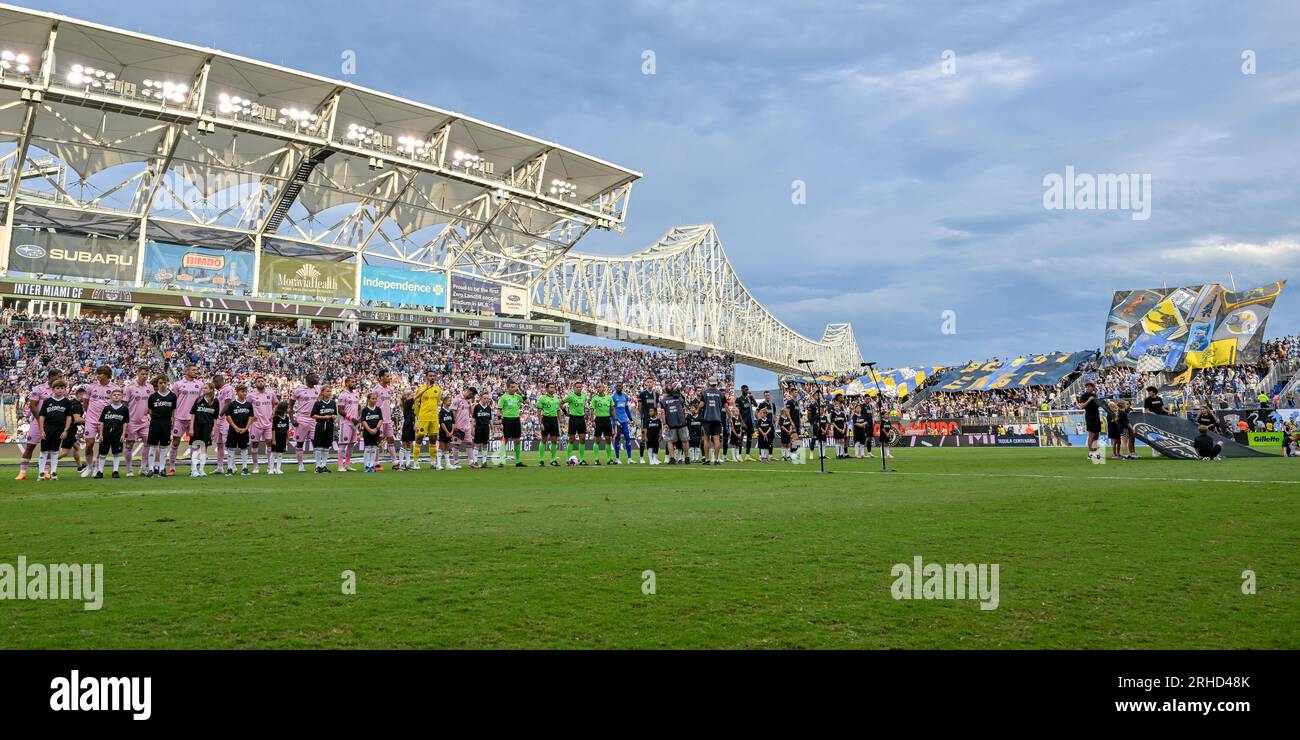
[188,383,219,477]
[643,407,663,465]
[1078,381,1103,463]
[637,381,661,464]
[687,411,704,462]
[726,406,746,462]
[310,387,337,473]
[399,393,417,471]
[472,392,494,469]
[831,401,849,459]
[359,392,384,473]
[851,402,868,459]
[755,406,775,462]
[437,404,457,470]
[95,389,129,478]
[270,401,292,475]
[37,379,73,480]
[145,377,177,477]
[59,387,86,473]
[778,412,793,460]
[225,385,255,476]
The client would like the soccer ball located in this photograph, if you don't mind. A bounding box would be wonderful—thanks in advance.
[568,455,579,466]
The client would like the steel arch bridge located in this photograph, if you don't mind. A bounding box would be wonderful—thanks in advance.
[533,225,863,373]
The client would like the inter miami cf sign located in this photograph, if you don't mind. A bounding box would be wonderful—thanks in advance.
[1127,411,1271,459]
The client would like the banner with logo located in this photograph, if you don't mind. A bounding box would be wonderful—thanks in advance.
[835,366,942,398]
[930,351,1092,393]
[8,227,137,282]
[258,255,355,300]
[499,284,528,317]
[360,264,447,308]
[1102,281,1285,370]
[1128,410,1272,459]
[142,242,252,293]
[1247,431,1283,447]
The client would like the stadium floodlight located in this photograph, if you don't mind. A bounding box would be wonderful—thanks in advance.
[0,50,32,75]
[140,78,188,104]
[65,63,118,89]
[396,135,434,159]
[548,178,578,199]
[451,148,494,175]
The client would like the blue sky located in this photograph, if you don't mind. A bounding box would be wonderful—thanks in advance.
[26,0,1300,389]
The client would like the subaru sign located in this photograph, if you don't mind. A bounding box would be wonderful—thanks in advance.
[360,264,447,308]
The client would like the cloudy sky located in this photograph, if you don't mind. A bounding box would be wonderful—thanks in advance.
[28,0,1300,387]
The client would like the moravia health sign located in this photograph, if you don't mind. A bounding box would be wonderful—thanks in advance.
[8,227,137,282]
[258,255,355,300]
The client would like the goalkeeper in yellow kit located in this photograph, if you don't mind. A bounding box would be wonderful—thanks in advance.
[412,370,442,469]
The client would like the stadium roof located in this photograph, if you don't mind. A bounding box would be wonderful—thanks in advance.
[0,3,639,286]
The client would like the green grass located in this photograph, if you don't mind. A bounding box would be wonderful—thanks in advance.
[1,447,1296,649]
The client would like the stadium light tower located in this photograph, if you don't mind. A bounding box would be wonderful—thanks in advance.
[862,362,894,473]
[798,359,831,474]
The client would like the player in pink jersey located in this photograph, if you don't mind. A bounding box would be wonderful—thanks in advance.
[123,367,154,476]
[211,373,236,474]
[16,369,61,480]
[80,365,121,478]
[451,387,475,467]
[292,373,321,472]
[335,377,361,472]
[247,377,277,474]
[370,370,398,469]
[168,364,205,476]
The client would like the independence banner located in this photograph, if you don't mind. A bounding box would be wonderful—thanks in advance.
[258,254,355,301]
[143,242,253,293]
[8,227,137,282]
[360,264,447,308]
[931,351,1092,392]
[1102,281,1285,370]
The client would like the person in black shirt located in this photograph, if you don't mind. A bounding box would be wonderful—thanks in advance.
[310,387,337,473]
[359,392,384,472]
[778,412,793,460]
[643,408,662,465]
[1112,399,1135,460]
[727,406,745,462]
[1142,386,1168,415]
[1194,400,1219,433]
[37,380,73,480]
[852,402,868,458]
[1078,381,1102,462]
[59,388,86,477]
[270,401,292,475]
[637,382,661,464]
[698,378,727,465]
[146,376,177,477]
[96,388,129,478]
[472,393,493,469]
[226,385,255,475]
[686,411,703,461]
[755,407,775,462]
[438,405,456,470]
[1193,425,1223,459]
[189,383,219,477]
[831,402,849,459]
[735,385,756,461]
[400,393,417,471]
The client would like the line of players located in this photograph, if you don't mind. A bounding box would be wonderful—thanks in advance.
[14,366,894,480]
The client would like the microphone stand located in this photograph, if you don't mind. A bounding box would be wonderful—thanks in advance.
[863,362,895,473]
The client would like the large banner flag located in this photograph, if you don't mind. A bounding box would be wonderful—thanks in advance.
[1128,411,1272,459]
[836,366,942,397]
[143,242,253,293]
[258,254,355,301]
[360,264,447,308]
[1103,281,1284,370]
[931,351,1092,393]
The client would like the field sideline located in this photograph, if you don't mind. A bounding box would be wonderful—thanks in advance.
[1,447,1296,649]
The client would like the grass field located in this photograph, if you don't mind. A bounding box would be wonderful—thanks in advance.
[1,447,1296,649]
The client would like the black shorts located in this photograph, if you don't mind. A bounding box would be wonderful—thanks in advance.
[401,424,416,444]
[227,429,251,450]
[758,434,773,450]
[502,417,521,440]
[311,422,333,449]
[60,428,80,450]
[567,415,586,435]
[703,420,722,436]
[438,430,452,444]
[473,426,490,445]
[191,425,213,446]
[272,433,289,454]
[147,424,171,447]
[98,437,124,455]
[853,428,867,443]
[779,431,791,446]
[594,416,613,436]
[646,427,661,450]
[542,416,559,438]
[1086,420,1102,434]
[40,434,63,453]
[362,431,381,448]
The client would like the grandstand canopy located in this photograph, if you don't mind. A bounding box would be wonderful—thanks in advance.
[0,3,639,287]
